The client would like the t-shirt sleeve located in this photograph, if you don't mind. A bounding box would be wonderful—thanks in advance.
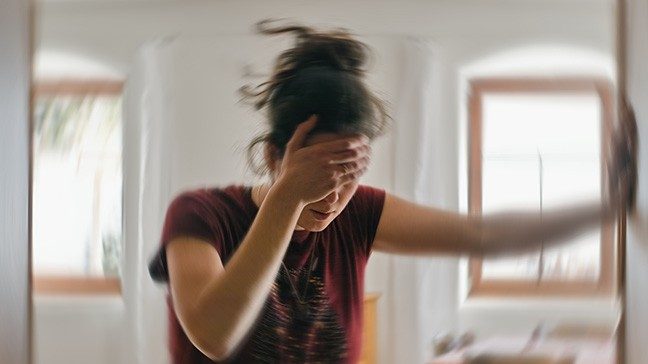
[160,192,219,247]
[148,190,223,283]
[353,184,386,257]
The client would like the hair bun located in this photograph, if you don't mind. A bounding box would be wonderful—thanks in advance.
[256,19,369,75]
[242,19,390,177]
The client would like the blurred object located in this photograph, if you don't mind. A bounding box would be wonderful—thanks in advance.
[524,323,547,352]
[465,353,576,364]
[612,98,638,213]
[433,332,477,358]
[433,333,456,357]
[428,335,614,364]
[604,97,637,214]
[456,332,477,350]
[546,323,614,340]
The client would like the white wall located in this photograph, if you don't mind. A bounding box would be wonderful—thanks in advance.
[33,1,615,363]
[36,0,614,75]
[33,297,125,364]
[0,0,31,362]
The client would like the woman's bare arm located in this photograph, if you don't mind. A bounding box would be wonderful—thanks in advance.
[374,100,637,257]
[373,192,613,257]
[168,182,304,360]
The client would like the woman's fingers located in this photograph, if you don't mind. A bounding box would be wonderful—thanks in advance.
[338,165,369,186]
[329,144,371,164]
[308,135,368,156]
[302,134,370,165]
[336,156,370,176]
[329,140,370,180]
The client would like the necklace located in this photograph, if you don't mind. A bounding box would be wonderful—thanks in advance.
[281,246,318,320]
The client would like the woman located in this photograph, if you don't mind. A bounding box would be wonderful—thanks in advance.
[148,20,636,364]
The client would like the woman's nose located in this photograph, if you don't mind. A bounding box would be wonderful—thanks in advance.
[324,190,339,204]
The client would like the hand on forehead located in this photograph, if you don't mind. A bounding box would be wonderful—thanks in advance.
[303,132,366,147]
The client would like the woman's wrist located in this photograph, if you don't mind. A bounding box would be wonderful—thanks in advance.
[266,180,307,213]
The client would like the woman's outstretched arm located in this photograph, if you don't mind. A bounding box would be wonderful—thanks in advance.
[372,193,613,257]
[374,101,637,257]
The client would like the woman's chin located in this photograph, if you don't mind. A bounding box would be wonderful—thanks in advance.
[310,223,330,232]
[299,218,333,232]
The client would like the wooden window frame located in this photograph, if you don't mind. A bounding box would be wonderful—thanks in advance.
[33,79,123,96]
[32,79,124,296]
[468,77,617,298]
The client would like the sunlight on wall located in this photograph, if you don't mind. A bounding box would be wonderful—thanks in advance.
[34,50,123,80]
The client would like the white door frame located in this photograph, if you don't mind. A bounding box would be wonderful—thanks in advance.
[0,0,32,362]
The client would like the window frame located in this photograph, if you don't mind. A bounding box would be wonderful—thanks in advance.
[467,77,617,298]
[32,79,124,296]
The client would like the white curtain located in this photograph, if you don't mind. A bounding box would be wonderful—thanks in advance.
[385,38,459,364]
[120,35,271,363]
[122,38,175,364]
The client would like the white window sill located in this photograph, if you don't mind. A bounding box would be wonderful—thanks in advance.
[460,296,619,312]
[458,296,620,339]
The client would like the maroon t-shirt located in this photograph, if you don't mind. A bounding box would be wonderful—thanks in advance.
[148,184,386,363]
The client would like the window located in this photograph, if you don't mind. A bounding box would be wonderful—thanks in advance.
[32,80,123,295]
[468,78,616,297]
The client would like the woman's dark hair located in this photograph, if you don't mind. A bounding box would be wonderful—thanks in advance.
[241,19,390,176]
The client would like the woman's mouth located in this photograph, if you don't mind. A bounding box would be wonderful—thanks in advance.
[310,209,334,220]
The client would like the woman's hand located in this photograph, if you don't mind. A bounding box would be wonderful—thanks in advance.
[605,98,638,215]
[273,115,371,206]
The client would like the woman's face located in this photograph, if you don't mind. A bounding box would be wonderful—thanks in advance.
[272,132,363,232]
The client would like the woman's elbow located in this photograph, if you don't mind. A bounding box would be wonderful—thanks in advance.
[203,345,233,362]
[192,334,237,362]
[182,316,239,361]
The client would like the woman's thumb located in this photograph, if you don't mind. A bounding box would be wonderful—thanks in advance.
[286,115,318,153]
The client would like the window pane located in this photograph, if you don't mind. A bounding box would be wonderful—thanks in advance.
[540,158,601,281]
[542,159,600,207]
[479,91,602,282]
[483,158,540,213]
[482,158,541,280]
[482,253,541,281]
[541,230,600,282]
[33,94,122,278]
[482,93,601,156]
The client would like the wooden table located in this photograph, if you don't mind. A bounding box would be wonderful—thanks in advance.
[359,293,381,364]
